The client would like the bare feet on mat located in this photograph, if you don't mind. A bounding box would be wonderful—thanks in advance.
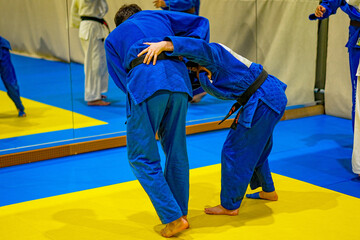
[204,205,239,216]
[246,191,278,201]
[87,99,110,106]
[160,217,189,238]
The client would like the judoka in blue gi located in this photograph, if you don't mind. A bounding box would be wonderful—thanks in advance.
[138,37,287,215]
[310,0,360,128]
[153,0,200,15]
[0,36,26,117]
[104,4,209,237]
[153,0,206,103]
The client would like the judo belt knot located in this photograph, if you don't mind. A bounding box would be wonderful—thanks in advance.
[81,16,110,33]
[218,69,268,130]
[350,20,360,27]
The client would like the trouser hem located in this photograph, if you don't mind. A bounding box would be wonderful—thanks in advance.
[161,213,183,224]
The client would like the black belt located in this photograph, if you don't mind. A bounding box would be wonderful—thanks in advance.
[350,20,360,27]
[219,69,268,130]
[130,52,179,69]
[81,16,110,32]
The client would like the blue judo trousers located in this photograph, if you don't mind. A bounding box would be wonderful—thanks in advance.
[105,10,209,223]
[166,36,288,210]
[310,0,360,128]
[0,36,24,113]
[220,101,284,209]
[127,90,189,223]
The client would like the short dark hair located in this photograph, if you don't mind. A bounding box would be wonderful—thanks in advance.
[114,4,142,27]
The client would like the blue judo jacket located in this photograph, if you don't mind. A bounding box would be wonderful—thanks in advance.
[166,36,288,128]
[105,10,209,116]
[309,0,360,49]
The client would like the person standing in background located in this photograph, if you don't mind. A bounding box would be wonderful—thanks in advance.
[71,0,110,106]
[0,36,26,117]
[310,0,360,128]
[353,61,360,176]
[310,0,360,176]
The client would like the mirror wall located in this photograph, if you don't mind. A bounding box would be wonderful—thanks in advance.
[0,0,74,155]
[0,0,319,156]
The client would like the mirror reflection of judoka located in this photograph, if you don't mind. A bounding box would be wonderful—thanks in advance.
[0,36,26,117]
[104,4,209,237]
[310,0,360,128]
[138,37,287,215]
[153,0,200,15]
[71,0,110,106]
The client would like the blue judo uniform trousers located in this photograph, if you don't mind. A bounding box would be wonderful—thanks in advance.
[104,10,209,223]
[310,0,360,127]
[0,36,24,112]
[166,36,288,210]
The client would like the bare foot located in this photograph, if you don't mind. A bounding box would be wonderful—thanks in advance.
[87,100,110,106]
[160,217,189,238]
[204,205,239,216]
[260,191,278,201]
[18,111,26,117]
[182,216,189,228]
[190,92,207,103]
[246,191,278,201]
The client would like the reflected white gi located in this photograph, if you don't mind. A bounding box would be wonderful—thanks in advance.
[71,0,109,102]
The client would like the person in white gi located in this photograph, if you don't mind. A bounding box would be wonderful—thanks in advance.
[342,0,360,176]
[354,56,360,176]
[71,0,110,106]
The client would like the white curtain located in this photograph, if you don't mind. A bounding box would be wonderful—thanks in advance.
[325,10,352,119]
[198,0,319,107]
[0,0,70,61]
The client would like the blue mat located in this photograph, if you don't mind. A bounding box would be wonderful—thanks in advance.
[0,114,359,207]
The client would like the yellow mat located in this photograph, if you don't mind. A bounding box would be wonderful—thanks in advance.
[0,164,359,240]
[0,91,106,139]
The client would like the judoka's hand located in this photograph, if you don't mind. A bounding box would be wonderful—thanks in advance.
[189,66,212,81]
[314,5,326,18]
[137,41,174,65]
[153,0,167,8]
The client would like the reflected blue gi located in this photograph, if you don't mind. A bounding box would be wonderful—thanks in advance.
[166,36,287,210]
[105,11,209,223]
[0,36,24,113]
[309,0,360,128]
[162,0,200,15]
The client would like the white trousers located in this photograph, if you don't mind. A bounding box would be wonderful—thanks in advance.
[80,22,108,102]
[353,77,360,174]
